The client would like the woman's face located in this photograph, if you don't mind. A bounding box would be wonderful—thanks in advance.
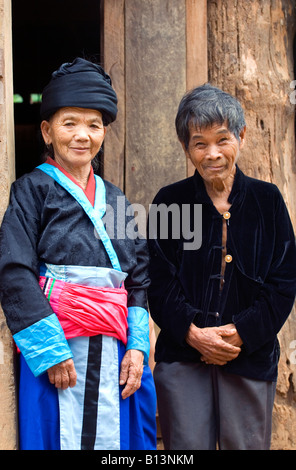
[182,122,246,186]
[41,107,107,170]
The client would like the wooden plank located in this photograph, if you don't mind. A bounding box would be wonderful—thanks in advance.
[186,0,208,89]
[186,0,208,176]
[0,0,17,451]
[101,0,125,190]
[125,0,187,211]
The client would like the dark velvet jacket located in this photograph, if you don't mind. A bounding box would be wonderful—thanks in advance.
[147,166,296,382]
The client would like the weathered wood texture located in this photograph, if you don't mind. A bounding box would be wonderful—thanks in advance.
[0,0,17,451]
[125,0,187,210]
[103,0,209,191]
[208,0,296,449]
[186,0,208,90]
[102,0,125,190]
[186,0,208,176]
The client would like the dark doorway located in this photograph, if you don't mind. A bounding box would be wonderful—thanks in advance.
[12,0,102,179]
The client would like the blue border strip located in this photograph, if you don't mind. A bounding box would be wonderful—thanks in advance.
[14,314,73,377]
[127,307,150,364]
[37,163,121,271]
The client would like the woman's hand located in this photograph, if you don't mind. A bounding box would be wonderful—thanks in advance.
[185,323,241,366]
[119,349,144,399]
[47,358,77,390]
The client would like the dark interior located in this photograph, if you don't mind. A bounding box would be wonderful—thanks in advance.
[12,0,102,178]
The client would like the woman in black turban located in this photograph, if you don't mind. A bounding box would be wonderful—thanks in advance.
[0,58,157,450]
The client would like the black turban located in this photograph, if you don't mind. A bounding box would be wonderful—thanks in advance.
[40,58,118,124]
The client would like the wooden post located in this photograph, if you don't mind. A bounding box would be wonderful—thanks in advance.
[103,0,209,191]
[124,0,187,211]
[186,0,207,90]
[0,0,17,450]
[101,0,125,191]
[186,0,208,176]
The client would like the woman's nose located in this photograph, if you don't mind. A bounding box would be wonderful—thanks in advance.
[74,125,89,140]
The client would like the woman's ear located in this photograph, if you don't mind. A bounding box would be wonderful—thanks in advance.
[40,120,51,145]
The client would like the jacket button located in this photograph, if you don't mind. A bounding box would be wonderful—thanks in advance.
[223,211,231,220]
[225,254,233,263]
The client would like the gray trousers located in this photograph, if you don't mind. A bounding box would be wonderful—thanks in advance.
[154,361,276,450]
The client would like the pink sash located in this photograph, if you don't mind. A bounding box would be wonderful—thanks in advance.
[39,276,128,345]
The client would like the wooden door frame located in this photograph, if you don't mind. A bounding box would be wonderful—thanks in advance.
[101,0,207,188]
[101,0,125,190]
[0,0,17,451]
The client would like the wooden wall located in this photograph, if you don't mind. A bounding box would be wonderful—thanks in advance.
[103,0,207,211]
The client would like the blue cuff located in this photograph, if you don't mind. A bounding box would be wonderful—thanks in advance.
[13,314,73,377]
[126,306,150,364]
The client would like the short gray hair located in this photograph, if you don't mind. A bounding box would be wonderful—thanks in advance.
[175,84,246,149]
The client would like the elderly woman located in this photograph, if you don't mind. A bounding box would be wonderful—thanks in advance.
[0,58,156,450]
[147,84,296,450]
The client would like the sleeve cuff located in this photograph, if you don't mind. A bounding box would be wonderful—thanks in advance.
[126,306,150,365]
[13,313,73,377]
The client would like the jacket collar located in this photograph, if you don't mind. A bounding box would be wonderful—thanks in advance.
[192,164,246,209]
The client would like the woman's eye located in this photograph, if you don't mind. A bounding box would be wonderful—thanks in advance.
[90,123,104,130]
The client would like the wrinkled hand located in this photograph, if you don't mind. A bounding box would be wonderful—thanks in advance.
[185,323,241,366]
[219,323,243,348]
[47,358,77,390]
[120,349,144,399]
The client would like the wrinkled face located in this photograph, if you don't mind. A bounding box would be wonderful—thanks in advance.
[41,107,106,169]
[182,122,246,185]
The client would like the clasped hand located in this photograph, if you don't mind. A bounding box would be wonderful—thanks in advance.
[185,323,242,366]
[47,349,144,398]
